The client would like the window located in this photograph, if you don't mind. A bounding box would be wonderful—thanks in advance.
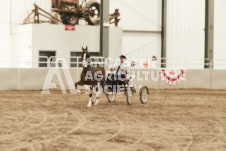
[39,51,56,67]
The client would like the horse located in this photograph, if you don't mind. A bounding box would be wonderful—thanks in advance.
[74,46,106,107]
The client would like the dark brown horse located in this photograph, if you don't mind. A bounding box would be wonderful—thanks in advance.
[75,46,106,107]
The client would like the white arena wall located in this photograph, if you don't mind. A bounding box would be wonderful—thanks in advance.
[166,0,206,69]
[0,68,226,91]
[110,0,162,59]
[0,0,10,60]
[214,0,226,69]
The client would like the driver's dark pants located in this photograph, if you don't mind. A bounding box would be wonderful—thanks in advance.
[106,74,126,92]
[116,74,126,85]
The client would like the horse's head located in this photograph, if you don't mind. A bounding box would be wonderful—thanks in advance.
[81,46,90,67]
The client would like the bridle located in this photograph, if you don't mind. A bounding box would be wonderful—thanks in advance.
[82,46,89,67]
[82,52,87,67]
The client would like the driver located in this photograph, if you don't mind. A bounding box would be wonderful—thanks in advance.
[110,55,129,83]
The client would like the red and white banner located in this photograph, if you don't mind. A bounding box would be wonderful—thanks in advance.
[65,25,75,31]
[160,69,186,85]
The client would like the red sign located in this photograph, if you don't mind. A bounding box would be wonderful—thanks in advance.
[65,25,75,31]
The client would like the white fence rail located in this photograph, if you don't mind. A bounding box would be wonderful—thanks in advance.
[161,58,212,69]
[0,56,226,69]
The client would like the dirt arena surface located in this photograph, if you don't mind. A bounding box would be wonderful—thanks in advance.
[0,89,225,151]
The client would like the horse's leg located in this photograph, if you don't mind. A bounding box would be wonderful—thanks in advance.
[75,81,82,93]
[93,82,101,106]
[87,86,93,107]
[95,82,101,96]
[102,81,107,96]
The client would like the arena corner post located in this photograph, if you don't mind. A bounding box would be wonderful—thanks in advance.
[161,0,167,68]
[205,0,214,69]
[100,0,110,58]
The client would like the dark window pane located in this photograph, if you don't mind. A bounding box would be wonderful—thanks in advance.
[39,51,56,67]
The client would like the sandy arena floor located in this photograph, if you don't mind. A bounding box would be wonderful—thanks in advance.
[0,90,225,151]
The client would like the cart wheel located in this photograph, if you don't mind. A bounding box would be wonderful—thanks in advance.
[67,15,79,25]
[140,86,149,104]
[106,87,116,103]
[84,0,100,25]
[60,14,78,25]
[126,87,134,105]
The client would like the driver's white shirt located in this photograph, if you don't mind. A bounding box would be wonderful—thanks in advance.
[112,59,130,75]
